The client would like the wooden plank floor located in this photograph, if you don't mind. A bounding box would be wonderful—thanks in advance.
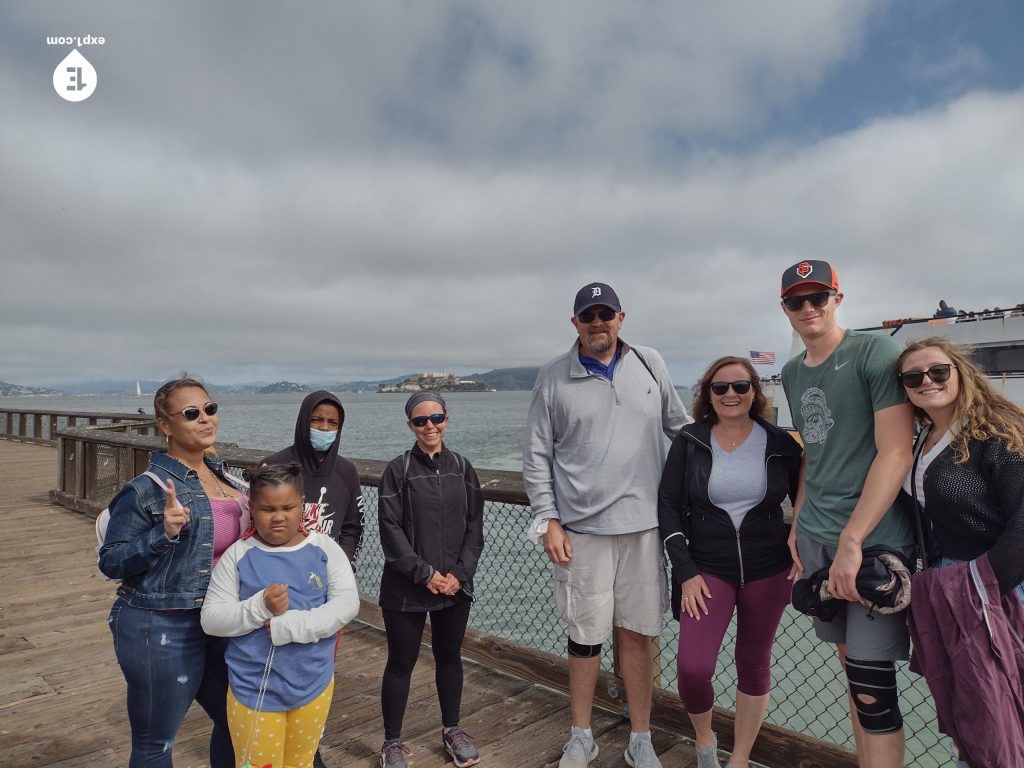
[0,441,721,767]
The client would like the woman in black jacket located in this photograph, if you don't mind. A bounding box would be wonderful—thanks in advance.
[658,357,801,768]
[377,392,484,768]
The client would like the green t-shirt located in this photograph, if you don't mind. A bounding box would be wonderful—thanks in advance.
[782,330,912,547]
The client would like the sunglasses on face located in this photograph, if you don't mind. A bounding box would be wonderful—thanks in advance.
[577,307,618,324]
[710,380,752,396]
[175,402,219,421]
[898,364,956,389]
[409,413,447,428]
[782,290,836,312]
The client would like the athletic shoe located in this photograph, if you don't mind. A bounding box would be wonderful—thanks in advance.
[624,735,662,768]
[695,734,722,768]
[558,731,598,768]
[380,739,410,768]
[443,726,480,767]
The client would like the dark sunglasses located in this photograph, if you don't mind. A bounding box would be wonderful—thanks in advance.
[409,413,447,428]
[710,380,752,396]
[898,364,956,389]
[175,402,219,421]
[577,307,618,324]
[782,290,836,312]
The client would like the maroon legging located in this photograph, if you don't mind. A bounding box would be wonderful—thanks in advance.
[676,569,792,713]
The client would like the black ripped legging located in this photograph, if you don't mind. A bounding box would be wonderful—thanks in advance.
[381,601,472,740]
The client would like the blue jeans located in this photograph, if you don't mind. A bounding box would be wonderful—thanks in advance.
[109,598,234,768]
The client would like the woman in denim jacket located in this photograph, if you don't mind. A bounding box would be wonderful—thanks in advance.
[99,375,249,768]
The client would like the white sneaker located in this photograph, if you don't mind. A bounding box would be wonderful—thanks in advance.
[625,736,662,768]
[695,734,722,768]
[558,731,598,768]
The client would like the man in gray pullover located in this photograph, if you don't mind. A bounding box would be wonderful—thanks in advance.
[524,282,690,768]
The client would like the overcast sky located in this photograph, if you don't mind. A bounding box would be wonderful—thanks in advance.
[3,1,1022,388]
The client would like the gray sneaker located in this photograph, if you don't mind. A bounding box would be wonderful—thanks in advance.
[381,739,410,768]
[624,736,663,768]
[695,734,722,768]
[443,726,480,767]
[558,731,598,768]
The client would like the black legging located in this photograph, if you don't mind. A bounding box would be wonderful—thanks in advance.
[381,601,472,740]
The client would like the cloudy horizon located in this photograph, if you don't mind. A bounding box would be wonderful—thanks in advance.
[3,1,1022,388]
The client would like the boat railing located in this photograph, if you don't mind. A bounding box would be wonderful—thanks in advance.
[3,409,955,767]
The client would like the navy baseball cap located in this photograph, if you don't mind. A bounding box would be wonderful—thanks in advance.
[781,260,840,297]
[574,282,621,315]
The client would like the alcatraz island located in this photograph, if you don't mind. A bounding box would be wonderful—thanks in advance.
[377,371,494,393]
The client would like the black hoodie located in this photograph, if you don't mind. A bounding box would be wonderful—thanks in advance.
[262,390,364,564]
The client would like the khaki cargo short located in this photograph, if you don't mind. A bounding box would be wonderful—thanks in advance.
[553,527,668,645]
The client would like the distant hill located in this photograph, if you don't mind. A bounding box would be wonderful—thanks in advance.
[257,381,310,395]
[0,380,63,396]
[462,367,539,391]
[30,367,542,397]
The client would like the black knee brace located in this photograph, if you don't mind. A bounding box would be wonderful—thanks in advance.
[846,656,903,734]
[567,638,602,659]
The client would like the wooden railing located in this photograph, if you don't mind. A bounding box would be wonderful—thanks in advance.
[0,407,157,446]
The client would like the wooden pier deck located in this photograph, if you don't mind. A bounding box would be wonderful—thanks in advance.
[0,441,716,768]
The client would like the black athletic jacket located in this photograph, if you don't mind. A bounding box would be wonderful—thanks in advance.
[658,417,801,613]
[377,443,484,612]
[262,390,364,564]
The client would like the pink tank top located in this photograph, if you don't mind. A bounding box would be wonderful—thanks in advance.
[211,496,247,568]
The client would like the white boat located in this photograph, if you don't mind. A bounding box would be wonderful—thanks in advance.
[135,381,142,397]
[768,306,1024,430]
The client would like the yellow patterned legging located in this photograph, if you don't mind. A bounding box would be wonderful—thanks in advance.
[227,677,334,768]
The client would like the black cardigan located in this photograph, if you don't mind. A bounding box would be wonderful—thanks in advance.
[658,417,802,612]
[918,433,1024,595]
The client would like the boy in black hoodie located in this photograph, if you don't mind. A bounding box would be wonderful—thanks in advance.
[262,390,364,565]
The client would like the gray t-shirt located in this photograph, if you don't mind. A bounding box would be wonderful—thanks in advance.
[782,331,912,547]
[708,422,768,530]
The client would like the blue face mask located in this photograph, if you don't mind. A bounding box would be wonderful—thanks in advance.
[309,428,338,453]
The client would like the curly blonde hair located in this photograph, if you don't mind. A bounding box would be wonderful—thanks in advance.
[896,337,1024,463]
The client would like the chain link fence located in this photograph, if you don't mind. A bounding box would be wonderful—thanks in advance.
[353,488,949,767]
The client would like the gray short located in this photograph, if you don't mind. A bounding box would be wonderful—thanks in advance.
[552,527,668,645]
[797,532,910,661]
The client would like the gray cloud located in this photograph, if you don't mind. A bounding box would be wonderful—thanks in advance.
[2,2,1020,387]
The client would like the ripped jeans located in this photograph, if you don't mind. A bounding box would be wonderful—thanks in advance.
[109,598,234,768]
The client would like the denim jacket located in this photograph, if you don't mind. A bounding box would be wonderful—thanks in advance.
[98,452,248,610]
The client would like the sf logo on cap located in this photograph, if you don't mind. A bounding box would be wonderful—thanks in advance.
[591,286,602,298]
[796,262,813,279]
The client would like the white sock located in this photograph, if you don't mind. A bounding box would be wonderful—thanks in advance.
[630,731,652,745]
[571,726,594,740]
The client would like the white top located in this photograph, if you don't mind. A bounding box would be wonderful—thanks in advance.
[708,423,768,530]
[902,428,953,508]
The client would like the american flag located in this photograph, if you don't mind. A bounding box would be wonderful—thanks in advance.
[749,350,776,365]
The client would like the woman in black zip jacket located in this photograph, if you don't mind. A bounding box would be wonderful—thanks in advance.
[376,391,485,768]
[658,357,801,768]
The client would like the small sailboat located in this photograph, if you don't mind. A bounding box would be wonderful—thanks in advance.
[135,381,142,397]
